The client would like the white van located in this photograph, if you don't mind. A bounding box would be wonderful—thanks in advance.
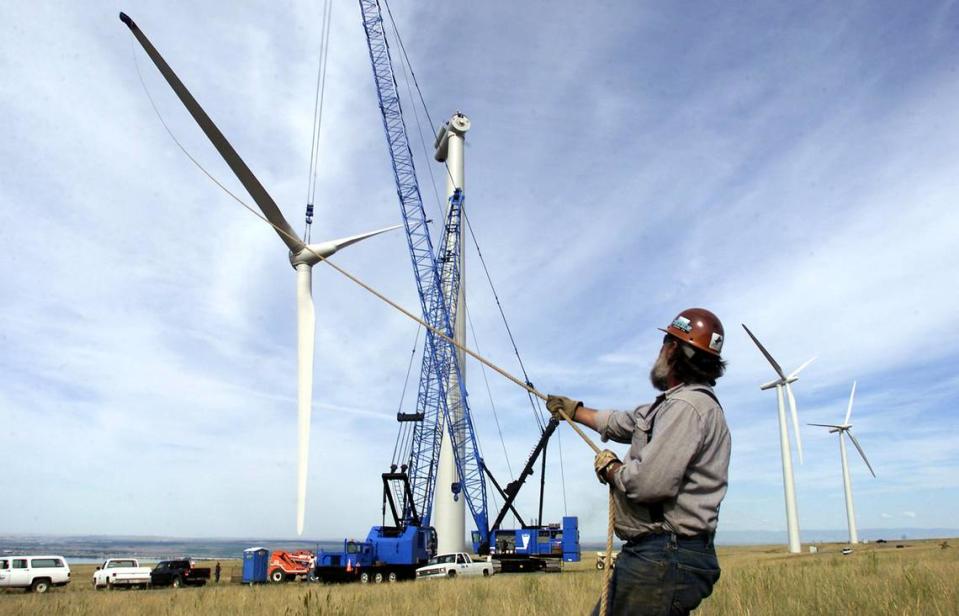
[0,556,71,593]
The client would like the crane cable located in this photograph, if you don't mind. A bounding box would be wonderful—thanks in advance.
[303,0,334,242]
[131,35,614,616]
[383,10,519,487]
[463,210,548,430]
[390,326,421,467]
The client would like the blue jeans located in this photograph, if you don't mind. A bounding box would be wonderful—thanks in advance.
[591,533,721,616]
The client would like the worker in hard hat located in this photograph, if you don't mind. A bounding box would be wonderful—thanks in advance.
[548,308,731,616]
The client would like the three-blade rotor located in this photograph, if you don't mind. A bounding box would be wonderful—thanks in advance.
[122,13,400,535]
[742,324,813,463]
[809,381,876,477]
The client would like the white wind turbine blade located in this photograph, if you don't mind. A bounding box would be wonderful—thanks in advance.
[788,356,816,379]
[295,264,316,536]
[120,13,304,253]
[785,381,804,464]
[844,381,857,425]
[741,324,787,380]
[297,224,404,266]
[325,224,403,252]
[847,431,876,478]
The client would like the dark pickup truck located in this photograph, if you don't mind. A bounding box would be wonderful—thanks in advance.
[149,560,210,588]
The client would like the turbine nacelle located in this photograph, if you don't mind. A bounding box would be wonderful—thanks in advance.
[759,375,799,390]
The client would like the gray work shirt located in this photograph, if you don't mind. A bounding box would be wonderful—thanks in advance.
[594,383,731,539]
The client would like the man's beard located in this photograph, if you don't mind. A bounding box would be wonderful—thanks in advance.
[649,350,671,391]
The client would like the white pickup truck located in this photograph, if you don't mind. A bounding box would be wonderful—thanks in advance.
[415,552,494,580]
[92,558,153,590]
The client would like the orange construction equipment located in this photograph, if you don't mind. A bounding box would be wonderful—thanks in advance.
[267,550,314,583]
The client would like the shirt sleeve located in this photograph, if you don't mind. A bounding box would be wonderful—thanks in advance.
[611,400,704,502]
[594,409,637,444]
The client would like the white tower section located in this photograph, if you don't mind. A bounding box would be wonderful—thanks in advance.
[775,384,802,553]
[839,432,858,544]
[432,112,471,554]
[742,324,811,555]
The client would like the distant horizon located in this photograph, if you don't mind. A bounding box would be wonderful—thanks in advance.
[4,527,958,545]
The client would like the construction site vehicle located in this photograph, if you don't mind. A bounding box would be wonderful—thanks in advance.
[415,552,494,579]
[268,550,314,583]
[314,474,437,583]
[92,558,152,589]
[484,517,580,572]
[149,560,210,588]
[474,417,581,571]
[314,528,436,583]
[0,556,71,593]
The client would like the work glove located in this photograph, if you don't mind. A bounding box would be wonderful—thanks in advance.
[546,394,583,422]
[594,449,622,485]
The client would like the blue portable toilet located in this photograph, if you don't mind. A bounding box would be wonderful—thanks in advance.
[562,516,581,562]
[242,547,270,583]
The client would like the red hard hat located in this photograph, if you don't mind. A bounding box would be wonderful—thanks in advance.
[659,308,725,357]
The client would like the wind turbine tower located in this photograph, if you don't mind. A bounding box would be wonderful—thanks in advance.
[432,112,471,554]
[809,381,876,544]
[742,324,815,554]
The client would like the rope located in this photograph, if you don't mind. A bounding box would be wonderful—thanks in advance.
[131,40,613,610]
[601,488,615,616]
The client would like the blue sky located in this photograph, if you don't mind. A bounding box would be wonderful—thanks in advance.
[2,1,958,543]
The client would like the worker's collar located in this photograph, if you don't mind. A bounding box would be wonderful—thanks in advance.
[658,382,704,402]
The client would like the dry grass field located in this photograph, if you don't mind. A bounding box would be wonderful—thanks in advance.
[1,540,956,615]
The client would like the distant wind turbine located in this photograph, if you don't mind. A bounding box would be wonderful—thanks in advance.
[809,381,876,545]
[742,324,815,554]
[120,13,400,535]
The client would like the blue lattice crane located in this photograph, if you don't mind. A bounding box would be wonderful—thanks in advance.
[358,0,489,546]
[316,1,579,581]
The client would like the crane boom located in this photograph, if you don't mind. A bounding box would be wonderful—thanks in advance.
[358,0,489,544]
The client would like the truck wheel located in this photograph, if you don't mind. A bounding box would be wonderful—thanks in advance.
[373,572,384,584]
[359,572,370,584]
[387,571,398,583]
[447,570,457,579]
[596,561,605,570]
[172,576,183,589]
[93,580,101,591]
[31,579,51,593]
[269,569,286,583]
[483,569,490,577]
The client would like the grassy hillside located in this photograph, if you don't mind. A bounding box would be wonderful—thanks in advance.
[1,540,956,615]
